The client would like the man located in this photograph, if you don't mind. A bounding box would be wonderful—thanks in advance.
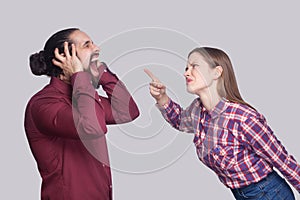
[25,28,139,199]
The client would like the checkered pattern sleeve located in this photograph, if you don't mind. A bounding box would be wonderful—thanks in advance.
[157,98,199,133]
[241,115,300,193]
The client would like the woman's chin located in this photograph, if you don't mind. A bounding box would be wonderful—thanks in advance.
[186,87,196,94]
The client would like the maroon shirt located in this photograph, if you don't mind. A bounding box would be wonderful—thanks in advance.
[24,65,139,200]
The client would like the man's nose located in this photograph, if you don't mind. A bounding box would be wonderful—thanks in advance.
[93,44,100,52]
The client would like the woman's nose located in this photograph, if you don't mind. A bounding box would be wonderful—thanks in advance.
[184,68,190,77]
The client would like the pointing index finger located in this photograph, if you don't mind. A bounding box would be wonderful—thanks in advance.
[144,68,159,81]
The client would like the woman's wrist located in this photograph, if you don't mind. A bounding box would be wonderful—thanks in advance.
[157,95,169,107]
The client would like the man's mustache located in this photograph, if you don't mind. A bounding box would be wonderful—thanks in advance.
[89,52,100,62]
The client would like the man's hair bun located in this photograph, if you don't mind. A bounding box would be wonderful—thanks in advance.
[29,51,48,76]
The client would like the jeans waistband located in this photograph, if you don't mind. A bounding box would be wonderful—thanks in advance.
[232,170,278,192]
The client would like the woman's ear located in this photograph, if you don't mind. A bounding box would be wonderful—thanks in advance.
[214,66,223,79]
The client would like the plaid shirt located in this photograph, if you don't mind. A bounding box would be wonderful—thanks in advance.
[158,97,300,192]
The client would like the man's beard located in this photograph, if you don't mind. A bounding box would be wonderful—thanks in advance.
[89,61,100,89]
[85,53,100,88]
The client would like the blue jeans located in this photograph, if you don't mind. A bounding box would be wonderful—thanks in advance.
[230,171,295,200]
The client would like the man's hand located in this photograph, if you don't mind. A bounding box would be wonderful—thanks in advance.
[52,42,83,83]
[144,68,169,106]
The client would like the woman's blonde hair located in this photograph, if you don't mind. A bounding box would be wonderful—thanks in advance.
[188,47,254,109]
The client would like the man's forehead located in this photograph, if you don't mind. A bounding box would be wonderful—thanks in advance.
[70,30,92,44]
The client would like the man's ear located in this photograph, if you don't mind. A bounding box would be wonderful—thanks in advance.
[214,66,223,79]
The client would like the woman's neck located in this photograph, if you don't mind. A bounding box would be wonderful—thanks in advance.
[197,89,221,111]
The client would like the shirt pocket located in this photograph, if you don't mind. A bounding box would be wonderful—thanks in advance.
[211,145,237,170]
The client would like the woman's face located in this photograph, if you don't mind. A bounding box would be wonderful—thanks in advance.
[184,52,215,95]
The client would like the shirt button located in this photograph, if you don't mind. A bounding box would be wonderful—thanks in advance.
[109,185,112,188]
[102,164,105,167]
[99,98,101,102]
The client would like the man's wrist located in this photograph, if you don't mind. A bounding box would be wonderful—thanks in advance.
[70,71,92,86]
[98,63,119,85]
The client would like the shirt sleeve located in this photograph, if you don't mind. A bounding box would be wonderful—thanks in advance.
[156,98,199,133]
[31,72,107,139]
[241,115,300,193]
[96,64,139,124]
[30,69,139,140]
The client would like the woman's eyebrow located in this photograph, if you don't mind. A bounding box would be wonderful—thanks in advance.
[188,61,199,65]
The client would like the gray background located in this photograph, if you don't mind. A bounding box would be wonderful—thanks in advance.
[1,0,299,199]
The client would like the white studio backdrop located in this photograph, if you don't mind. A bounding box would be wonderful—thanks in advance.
[0,0,299,199]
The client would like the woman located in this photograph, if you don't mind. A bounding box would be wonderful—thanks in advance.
[145,47,299,199]
[25,28,139,200]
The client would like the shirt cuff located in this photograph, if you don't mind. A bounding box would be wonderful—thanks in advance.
[155,98,171,111]
[98,62,119,85]
[70,71,92,86]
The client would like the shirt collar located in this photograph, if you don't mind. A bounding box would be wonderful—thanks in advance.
[209,98,229,120]
[49,77,72,96]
